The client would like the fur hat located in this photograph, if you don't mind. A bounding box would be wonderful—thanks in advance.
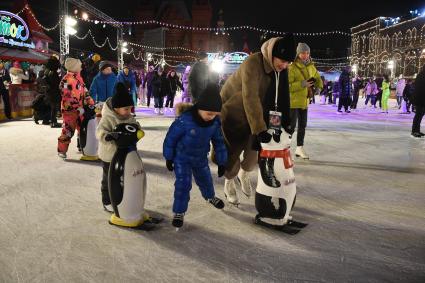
[196,83,222,112]
[296,42,311,55]
[272,33,296,61]
[64,58,82,73]
[112,82,134,108]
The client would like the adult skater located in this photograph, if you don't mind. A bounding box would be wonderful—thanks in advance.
[220,34,296,205]
[411,66,425,138]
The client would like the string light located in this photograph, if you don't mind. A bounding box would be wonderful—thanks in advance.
[72,15,350,37]
[16,5,62,31]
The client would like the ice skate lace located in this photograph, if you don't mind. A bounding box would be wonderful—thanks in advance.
[209,197,220,206]
[174,213,184,220]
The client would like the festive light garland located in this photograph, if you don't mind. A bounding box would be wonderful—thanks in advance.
[73,15,351,36]
[17,4,63,31]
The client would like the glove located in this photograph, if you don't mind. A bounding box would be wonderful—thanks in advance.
[258,130,272,143]
[77,107,84,115]
[105,133,118,141]
[166,160,174,171]
[218,165,225,177]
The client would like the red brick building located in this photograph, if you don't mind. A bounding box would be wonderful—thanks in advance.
[134,0,231,59]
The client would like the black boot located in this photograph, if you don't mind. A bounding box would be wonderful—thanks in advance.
[172,213,184,228]
[208,197,224,209]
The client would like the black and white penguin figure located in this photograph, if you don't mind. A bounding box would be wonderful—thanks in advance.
[254,129,307,234]
[79,104,99,161]
[105,123,160,229]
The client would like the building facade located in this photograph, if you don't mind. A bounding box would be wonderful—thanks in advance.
[351,15,425,78]
[133,0,230,64]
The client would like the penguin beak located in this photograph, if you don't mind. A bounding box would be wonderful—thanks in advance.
[137,130,145,140]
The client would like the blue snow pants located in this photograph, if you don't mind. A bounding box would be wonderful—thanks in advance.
[173,159,215,214]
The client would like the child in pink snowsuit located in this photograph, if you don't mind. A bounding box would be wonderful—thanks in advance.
[57,58,94,158]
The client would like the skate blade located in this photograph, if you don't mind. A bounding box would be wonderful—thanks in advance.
[146,217,164,224]
[287,220,308,229]
[254,216,300,235]
[224,193,240,206]
[108,220,156,231]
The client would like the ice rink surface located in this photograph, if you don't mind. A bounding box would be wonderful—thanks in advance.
[1,99,424,282]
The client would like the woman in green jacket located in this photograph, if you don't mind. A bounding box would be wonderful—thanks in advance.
[381,74,390,113]
[288,43,323,159]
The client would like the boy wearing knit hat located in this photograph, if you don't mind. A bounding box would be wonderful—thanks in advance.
[96,82,140,212]
[163,83,228,228]
[57,57,94,159]
[89,61,117,104]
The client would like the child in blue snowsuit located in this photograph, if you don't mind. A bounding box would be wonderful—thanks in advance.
[163,84,228,228]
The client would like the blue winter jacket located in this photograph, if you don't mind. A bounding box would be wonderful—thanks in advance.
[117,71,137,95]
[89,72,117,102]
[163,109,227,166]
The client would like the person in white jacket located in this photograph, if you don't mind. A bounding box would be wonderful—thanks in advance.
[396,76,406,109]
[9,61,29,84]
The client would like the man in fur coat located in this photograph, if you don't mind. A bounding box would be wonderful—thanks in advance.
[220,34,296,205]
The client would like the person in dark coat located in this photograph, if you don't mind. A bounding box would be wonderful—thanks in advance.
[403,79,414,113]
[165,69,184,110]
[151,67,168,115]
[337,67,351,113]
[0,62,12,119]
[411,67,425,138]
[188,52,219,103]
[44,56,62,127]
[374,74,383,108]
[143,66,155,107]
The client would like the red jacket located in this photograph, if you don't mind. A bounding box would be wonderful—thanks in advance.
[60,72,93,112]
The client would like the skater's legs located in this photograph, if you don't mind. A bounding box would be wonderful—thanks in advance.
[412,106,425,133]
[192,163,215,200]
[0,89,12,119]
[173,162,192,214]
[57,112,78,153]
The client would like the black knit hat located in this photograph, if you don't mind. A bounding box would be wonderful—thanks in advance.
[99,61,113,71]
[112,82,134,108]
[196,84,222,112]
[272,33,296,62]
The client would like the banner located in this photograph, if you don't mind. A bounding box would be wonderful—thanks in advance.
[0,83,37,120]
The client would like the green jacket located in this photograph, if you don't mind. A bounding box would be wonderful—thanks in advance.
[382,81,390,98]
[288,59,323,109]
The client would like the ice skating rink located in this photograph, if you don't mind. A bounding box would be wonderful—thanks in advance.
[1,99,424,282]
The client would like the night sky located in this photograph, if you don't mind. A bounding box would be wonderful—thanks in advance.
[2,0,424,60]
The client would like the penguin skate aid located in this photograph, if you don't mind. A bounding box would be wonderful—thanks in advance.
[255,129,308,235]
[78,104,100,161]
[105,123,162,230]
[163,84,227,230]
[96,83,162,230]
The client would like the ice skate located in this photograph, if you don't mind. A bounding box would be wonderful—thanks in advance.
[237,169,253,198]
[159,108,164,115]
[172,213,184,230]
[58,152,67,160]
[103,204,114,213]
[295,146,309,160]
[208,196,224,209]
[154,108,159,114]
[224,178,240,206]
